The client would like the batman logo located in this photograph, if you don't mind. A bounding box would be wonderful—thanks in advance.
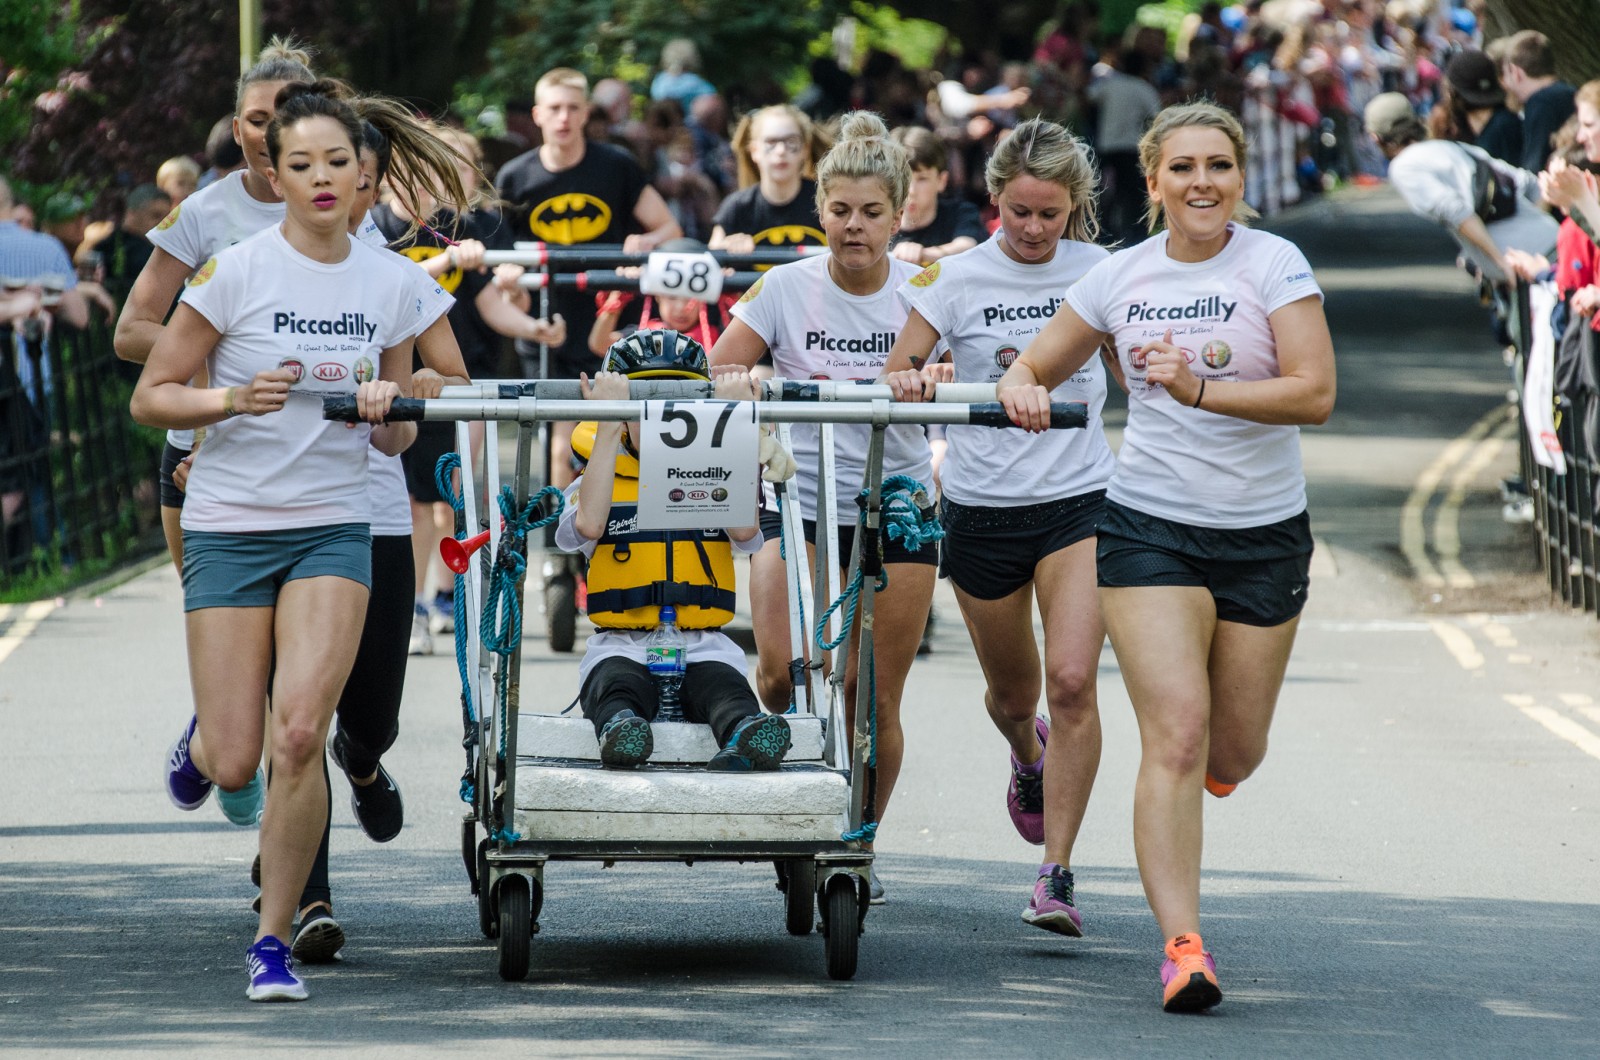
[529,194,613,244]
[750,224,826,271]
[751,224,826,248]
[402,245,462,294]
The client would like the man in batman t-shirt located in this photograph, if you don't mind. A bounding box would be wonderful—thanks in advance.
[496,67,682,484]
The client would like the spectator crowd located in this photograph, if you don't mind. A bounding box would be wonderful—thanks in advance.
[0,0,1584,572]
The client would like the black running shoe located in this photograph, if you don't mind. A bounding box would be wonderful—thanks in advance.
[599,710,652,767]
[707,714,792,771]
[329,730,404,843]
[291,905,345,964]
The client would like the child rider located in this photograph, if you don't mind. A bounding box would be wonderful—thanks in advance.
[555,329,794,770]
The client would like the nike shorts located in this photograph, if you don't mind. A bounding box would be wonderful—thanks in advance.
[1095,500,1313,627]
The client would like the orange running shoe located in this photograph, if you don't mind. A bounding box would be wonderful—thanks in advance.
[1160,933,1222,1013]
[1204,773,1237,798]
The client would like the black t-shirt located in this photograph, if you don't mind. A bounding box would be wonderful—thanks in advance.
[371,203,511,377]
[98,228,155,303]
[1471,107,1524,168]
[891,196,987,250]
[1520,81,1576,174]
[711,180,826,250]
[495,143,650,370]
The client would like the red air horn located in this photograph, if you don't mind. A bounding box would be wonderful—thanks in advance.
[441,528,492,574]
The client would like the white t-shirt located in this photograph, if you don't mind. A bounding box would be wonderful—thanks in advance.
[146,171,387,450]
[730,254,934,526]
[897,234,1115,507]
[554,481,762,686]
[366,264,455,537]
[1385,140,1558,283]
[177,227,437,532]
[1066,224,1323,529]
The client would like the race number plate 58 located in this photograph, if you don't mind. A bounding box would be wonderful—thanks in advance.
[637,400,759,530]
[640,250,724,303]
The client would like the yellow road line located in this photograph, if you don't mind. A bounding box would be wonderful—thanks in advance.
[1401,405,1511,588]
[0,600,56,667]
[1437,418,1515,589]
[1513,701,1600,763]
[1429,620,1484,671]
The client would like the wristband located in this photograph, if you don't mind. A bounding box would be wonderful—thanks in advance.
[1192,379,1206,409]
[446,246,459,270]
[222,386,237,417]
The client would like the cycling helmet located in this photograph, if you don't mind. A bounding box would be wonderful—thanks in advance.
[602,328,710,380]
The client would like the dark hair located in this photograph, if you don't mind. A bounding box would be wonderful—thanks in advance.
[126,184,170,213]
[205,116,243,170]
[358,120,392,185]
[266,80,362,165]
[1426,81,1473,143]
[890,126,947,172]
[268,80,476,234]
[1504,30,1555,79]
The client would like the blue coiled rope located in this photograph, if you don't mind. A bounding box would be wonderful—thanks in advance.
[818,476,941,845]
[481,484,566,659]
[478,482,564,849]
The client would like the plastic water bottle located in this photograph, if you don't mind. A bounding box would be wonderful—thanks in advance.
[645,604,687,722]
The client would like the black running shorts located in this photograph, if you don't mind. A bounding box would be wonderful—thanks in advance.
[1095,499,1313,627]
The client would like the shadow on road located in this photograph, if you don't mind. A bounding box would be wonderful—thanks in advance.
[2,850,1593,1056]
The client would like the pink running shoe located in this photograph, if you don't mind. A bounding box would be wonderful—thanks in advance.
[1006,716,1049,844]
[1021,863,1083,937]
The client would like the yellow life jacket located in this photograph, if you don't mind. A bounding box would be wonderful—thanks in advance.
[573,421,737,630]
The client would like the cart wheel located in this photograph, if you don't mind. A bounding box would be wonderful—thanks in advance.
[477,840,498,939]
[822,874,859,981]
[497,874,532,981]
[784,860,816,936]
[462,818,479,895]
[545,574,577,653]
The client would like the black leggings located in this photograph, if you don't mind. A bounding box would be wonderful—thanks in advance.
[297,533,413,909]
[580,657,759,747]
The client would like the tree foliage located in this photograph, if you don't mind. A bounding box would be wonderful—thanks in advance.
[0,0,89,180]
[461,0,847,109]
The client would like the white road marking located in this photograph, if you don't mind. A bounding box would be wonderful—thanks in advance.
[1558,692,1593,707]
[1429,621,1484,671]
[0,600,56,667]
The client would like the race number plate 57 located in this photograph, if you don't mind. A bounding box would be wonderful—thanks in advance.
[637,400,759,530]
[640,250,724,303]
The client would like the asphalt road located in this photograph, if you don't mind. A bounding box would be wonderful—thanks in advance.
[2,187,1597,1057]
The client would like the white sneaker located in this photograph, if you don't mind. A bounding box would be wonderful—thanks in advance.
[408,605,433,655]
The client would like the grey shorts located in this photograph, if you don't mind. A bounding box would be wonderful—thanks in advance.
[181,522,373,612]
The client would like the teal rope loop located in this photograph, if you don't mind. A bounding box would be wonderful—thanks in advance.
[435,454,475,710]
[490,826,522,845]
[435,452,478,805]
[481,485,565,658]
[815,566,886,652]
[818,476,935,845]
[878,474,944,553]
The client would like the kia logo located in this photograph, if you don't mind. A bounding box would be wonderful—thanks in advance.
[689,490,709,501]
[313,362,348,382]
